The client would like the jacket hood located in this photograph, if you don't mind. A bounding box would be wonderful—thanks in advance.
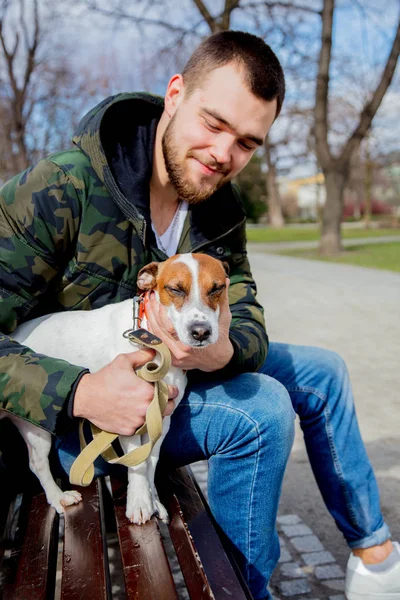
[72,93,164,234]
[72,92,246,251]
[72,92,163,187]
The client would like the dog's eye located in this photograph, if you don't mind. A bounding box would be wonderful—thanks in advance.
[208,284,225,297]
[165,285,186,297]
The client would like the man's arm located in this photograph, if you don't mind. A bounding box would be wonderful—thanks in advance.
[0,159,88,434]
[0,158,178,436]
[224,230,268,376]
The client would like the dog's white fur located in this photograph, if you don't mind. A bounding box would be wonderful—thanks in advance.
[0,253,225,523]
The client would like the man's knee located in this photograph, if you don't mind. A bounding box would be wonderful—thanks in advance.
[315,347,348,376]
[234,373,295,454]
[294,347,352,419]
[257,373,295,437]
[310,348,350,398]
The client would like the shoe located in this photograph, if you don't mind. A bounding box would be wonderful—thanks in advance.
[345,541,400,600]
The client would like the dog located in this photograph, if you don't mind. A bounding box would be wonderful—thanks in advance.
[0,253,228,524]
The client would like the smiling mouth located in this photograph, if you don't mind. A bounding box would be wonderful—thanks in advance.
[193,158,225,176]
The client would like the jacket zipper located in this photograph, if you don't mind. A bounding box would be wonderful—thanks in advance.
[188,216,246,254]
[106,167,245,255]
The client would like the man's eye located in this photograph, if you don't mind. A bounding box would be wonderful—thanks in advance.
[165,286,186,297]
[205,120,220,132]
[239,141,254,151]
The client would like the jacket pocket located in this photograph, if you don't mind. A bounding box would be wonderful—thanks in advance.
[56,260,136,311]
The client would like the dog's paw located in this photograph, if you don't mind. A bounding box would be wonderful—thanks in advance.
[60,490,83,507]
[49,490,83,514]
[126,493,155,524]
[154,500,169,524]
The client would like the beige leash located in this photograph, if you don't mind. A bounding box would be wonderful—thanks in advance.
[69,298,172,487]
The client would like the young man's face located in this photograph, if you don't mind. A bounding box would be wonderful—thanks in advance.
[162,62,277,204]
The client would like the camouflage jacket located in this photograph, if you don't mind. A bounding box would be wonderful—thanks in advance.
[0,93,268,435]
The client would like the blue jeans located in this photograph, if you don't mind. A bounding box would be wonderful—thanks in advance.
[55,342,390,600]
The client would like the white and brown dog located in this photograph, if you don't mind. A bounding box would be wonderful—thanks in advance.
[0,253,228,524]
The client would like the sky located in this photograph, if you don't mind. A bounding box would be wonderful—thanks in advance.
[57,1,399,94]
[2,0,399,164]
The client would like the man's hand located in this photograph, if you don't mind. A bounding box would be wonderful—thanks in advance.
[145,279,234,372]
[73,349,178,436]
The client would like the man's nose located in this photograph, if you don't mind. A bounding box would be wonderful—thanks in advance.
[209,135,232,166]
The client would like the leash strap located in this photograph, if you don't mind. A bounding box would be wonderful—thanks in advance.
[69,326,172,487]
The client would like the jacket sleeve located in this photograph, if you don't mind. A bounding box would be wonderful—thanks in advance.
[226,222,268,376]
[189,218,268,384]
[0,159,88,434]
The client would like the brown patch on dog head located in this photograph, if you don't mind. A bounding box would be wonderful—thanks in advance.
[193,254,228,311]
[137,262,159,291]
[156,256,193,309]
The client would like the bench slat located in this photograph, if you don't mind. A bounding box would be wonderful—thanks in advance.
[0,492,13,572]
[3,489,59,600]
[110,477,178,600]
[167,493,215,600]
[1,468,254,600]
[165,467,252,600]
[61,479,110,600]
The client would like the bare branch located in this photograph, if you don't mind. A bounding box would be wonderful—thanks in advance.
[221,0,241,30]
[82,0,191,34]
[314,0,333,169]
[192,0,218,32]
[19,0,30,51]
[340,16,400,165]
[241,1,322,15]
[0,13,20,101]
[21,0,40,100]
[192,0,240,33]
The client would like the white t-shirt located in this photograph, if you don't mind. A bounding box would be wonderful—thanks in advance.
[151,201,189,257]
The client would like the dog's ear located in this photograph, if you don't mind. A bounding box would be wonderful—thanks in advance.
[221,261,230,277]
[137,262,159,291]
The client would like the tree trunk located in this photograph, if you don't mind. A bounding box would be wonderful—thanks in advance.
[320,170,346,254]
[314,0,399,254]
[265,141,284,228]
[363,136,372,229]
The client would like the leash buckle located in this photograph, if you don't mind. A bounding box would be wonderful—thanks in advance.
[123,294,162,345]
[123,328,162,346]
[132,294,144,331]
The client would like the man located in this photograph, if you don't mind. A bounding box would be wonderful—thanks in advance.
[0,31,398,600]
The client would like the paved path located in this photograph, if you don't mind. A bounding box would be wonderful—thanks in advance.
[247,234,400,252]
[192,251,400,599]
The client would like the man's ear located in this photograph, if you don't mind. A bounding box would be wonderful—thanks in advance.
[137,262,159,291]
[164,74,184,117]
[221,261,230,277]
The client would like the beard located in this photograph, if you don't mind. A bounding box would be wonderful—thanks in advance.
[162,112,230,204]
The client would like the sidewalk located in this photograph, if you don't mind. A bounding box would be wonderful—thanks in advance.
[193,251,400,599]
[247,234,400,252]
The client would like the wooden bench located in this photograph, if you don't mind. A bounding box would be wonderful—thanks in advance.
[0,460,253,599]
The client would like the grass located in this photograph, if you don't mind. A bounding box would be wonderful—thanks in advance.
[246,226,400,244]
[277,242,400,273]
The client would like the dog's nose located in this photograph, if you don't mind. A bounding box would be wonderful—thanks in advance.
[190,322,211,342]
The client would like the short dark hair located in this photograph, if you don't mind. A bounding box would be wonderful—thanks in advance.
[182,30,285,118]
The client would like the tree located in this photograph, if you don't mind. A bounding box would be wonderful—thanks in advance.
[0,0,40,175]
[78,0,293,226]
[235,151,268,223]
[264,140,284,226]
[57,1,400,250]
[0,0,124,183]
[315,0,400,253]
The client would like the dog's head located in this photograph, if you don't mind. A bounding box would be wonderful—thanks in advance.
[137,253,229,347]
